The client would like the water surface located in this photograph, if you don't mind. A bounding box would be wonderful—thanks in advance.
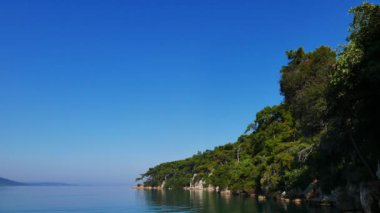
[0,186,336,212]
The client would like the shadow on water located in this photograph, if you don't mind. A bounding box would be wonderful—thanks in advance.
[137,189,338,213]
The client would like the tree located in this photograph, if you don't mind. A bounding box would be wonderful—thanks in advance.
[326,3,380,180]
[280,46,336,137]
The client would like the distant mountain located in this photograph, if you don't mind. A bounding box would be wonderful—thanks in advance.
[26,182,73,186]
[0,177,25,186]
[0,177,72,186]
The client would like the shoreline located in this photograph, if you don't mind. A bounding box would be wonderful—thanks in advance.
[132,185,337,207]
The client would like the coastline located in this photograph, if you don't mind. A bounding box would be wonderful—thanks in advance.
[132,183,337,207]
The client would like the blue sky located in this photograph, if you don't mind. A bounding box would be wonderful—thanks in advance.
[0,0,375,184]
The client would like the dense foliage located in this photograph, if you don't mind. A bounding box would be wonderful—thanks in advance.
[137,3,380,195]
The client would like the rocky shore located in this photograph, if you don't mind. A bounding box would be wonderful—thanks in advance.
[134,179,380,212]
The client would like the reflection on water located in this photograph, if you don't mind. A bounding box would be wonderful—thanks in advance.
[0,186,337,212]
[138,189,338,213]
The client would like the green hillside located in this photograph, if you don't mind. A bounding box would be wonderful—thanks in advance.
[137,3,380,199]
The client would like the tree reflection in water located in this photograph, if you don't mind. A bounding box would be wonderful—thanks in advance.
[136,189,338,212]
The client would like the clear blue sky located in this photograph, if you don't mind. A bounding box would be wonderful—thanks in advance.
[0,0,375,184]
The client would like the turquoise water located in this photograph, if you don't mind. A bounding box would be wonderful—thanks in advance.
[0,186,336,212]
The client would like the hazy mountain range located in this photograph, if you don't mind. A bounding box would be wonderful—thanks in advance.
[0,177,71,186]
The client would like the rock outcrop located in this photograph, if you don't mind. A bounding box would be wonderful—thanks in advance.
[360,181,380,213]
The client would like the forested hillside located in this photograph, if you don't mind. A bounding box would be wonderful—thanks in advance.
[136,2,380,204]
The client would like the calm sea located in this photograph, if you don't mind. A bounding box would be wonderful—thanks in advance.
[0,186,336,212]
